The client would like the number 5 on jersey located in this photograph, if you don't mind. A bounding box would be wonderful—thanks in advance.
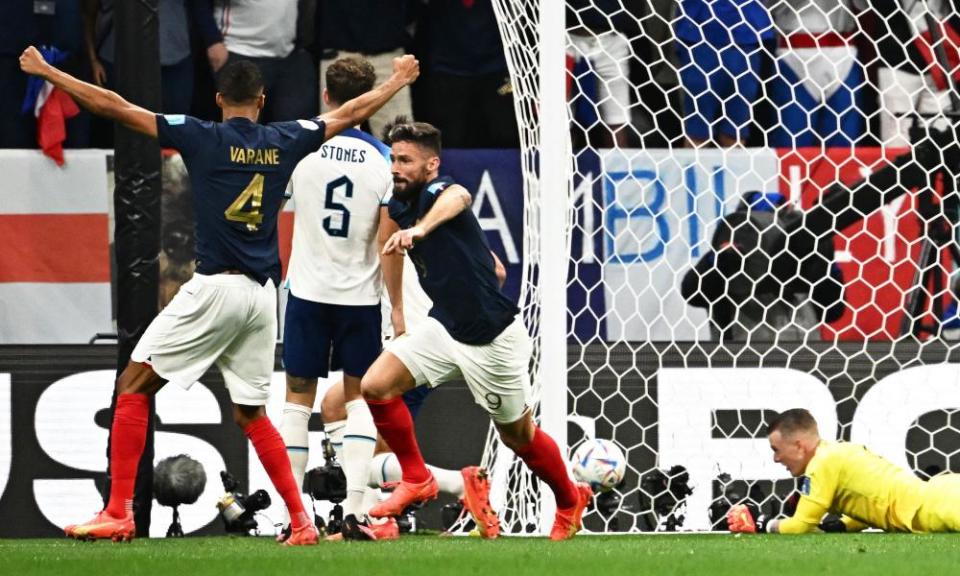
[225,173,264,231]
[324,175,353,238]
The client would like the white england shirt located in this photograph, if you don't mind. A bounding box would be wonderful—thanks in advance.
[285,128,392,306]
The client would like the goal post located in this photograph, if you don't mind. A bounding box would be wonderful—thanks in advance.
[534,0,573,535]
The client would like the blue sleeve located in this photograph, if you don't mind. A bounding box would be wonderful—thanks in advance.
[282,118,329,163]
[156,114,207,157]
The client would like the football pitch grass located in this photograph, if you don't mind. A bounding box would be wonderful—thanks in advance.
[3,533,959,576]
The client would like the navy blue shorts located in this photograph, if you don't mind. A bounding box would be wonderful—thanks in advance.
[282,293,382,379]
[402,385,434,420]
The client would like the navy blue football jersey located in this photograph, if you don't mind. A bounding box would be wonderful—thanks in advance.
[156,114,328,285]
[388,176,519,344]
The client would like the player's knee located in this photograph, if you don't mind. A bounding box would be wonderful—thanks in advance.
[320,385,347,421]
[286,375,316,395]
[115,361,164,395]
[496,414,536,452]
[360,372,392,401]
[233,404,266,428]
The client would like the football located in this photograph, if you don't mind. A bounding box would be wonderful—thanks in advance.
[571,438,626,493]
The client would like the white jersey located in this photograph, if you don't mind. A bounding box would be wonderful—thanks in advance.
[382,255,434,338]
[285,129,392,306]
[214,0,297,58]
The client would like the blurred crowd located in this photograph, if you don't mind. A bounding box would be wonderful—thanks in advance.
[2,0,959,151]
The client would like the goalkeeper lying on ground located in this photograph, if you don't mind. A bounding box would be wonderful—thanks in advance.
[727,408,960,534]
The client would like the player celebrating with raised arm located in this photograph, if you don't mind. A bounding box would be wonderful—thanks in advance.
[277,56,406,541]
[727,408,960,534]
[360,118,592,541]
[19,45,418,545]
[318,251,507,541]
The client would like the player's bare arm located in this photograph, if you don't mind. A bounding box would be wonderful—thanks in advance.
[19,45,158,138]
[492,251,507,288]
[320,55,420,140]
[379,207,406,337]
[383,184,472,254]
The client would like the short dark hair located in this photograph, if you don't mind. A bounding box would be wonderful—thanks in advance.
[326,57,376,106]
[217,60,264,104]
[767,409,819,437]
[382,116,441,155]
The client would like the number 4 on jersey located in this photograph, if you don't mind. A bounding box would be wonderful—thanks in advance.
[225,173,264,231]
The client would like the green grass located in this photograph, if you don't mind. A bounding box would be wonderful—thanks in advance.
[2,533,959,576]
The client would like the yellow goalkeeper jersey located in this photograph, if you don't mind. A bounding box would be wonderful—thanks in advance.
[778,440,927,533]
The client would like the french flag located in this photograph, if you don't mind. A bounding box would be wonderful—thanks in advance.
[21,46,79,167]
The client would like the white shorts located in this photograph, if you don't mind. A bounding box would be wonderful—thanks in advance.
[385,315,532,424]
[132,273,278,406]
[567,30,632,125]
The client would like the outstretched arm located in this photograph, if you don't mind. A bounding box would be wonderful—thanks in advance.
[19,46,157,138]
[382,185,472,255]
[767,497,828,534]
[378,207,406,337]
[320,55,419,140]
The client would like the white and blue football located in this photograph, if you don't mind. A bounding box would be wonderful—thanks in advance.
[571,438,626,493]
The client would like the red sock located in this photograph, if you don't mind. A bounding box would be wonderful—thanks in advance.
[366,397,431,483]
[514,427,578,509]
[244,416,310,530]
[104,393,150,519]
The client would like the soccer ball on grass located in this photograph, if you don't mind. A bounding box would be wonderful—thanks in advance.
[571,438,626,493]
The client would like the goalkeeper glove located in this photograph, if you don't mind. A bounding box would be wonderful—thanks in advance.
[818,515,846,533]
[726,503,768,533]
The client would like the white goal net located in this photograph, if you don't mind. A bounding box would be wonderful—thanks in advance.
[483,0,960,533]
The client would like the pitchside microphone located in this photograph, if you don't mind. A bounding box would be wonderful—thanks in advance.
[154,454,206,537]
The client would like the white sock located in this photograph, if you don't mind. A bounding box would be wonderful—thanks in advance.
[429,466,465,499]
[278,402,312,493]
[367,452,465,499]
[325,419,346,463]
[342,399,377,518]
[360,487,381,518]
[368,452,400,488]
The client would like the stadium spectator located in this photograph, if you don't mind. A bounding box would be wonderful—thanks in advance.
[870,0,960,148]
[566,0,642,148]
[675,0,774,147]
[416,0,519,148]
[1,0,88,149]
[316,0,414,140]
[767,0,866,148]
[210,0,317,122]
[630,0,684,147]
[82,0,222,147]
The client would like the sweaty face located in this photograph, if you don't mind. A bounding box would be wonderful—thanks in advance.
[769,430,807,477]
[390,141,435,202]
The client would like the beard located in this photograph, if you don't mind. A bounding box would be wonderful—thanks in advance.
[392,175,427,203]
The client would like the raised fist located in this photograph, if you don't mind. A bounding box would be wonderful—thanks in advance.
[392,54,420,86]
[19,46,50,78]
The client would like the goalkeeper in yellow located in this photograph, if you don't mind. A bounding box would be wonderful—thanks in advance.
[727,408,960,534]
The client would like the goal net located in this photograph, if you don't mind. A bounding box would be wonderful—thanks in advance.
[483,0,960,533]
